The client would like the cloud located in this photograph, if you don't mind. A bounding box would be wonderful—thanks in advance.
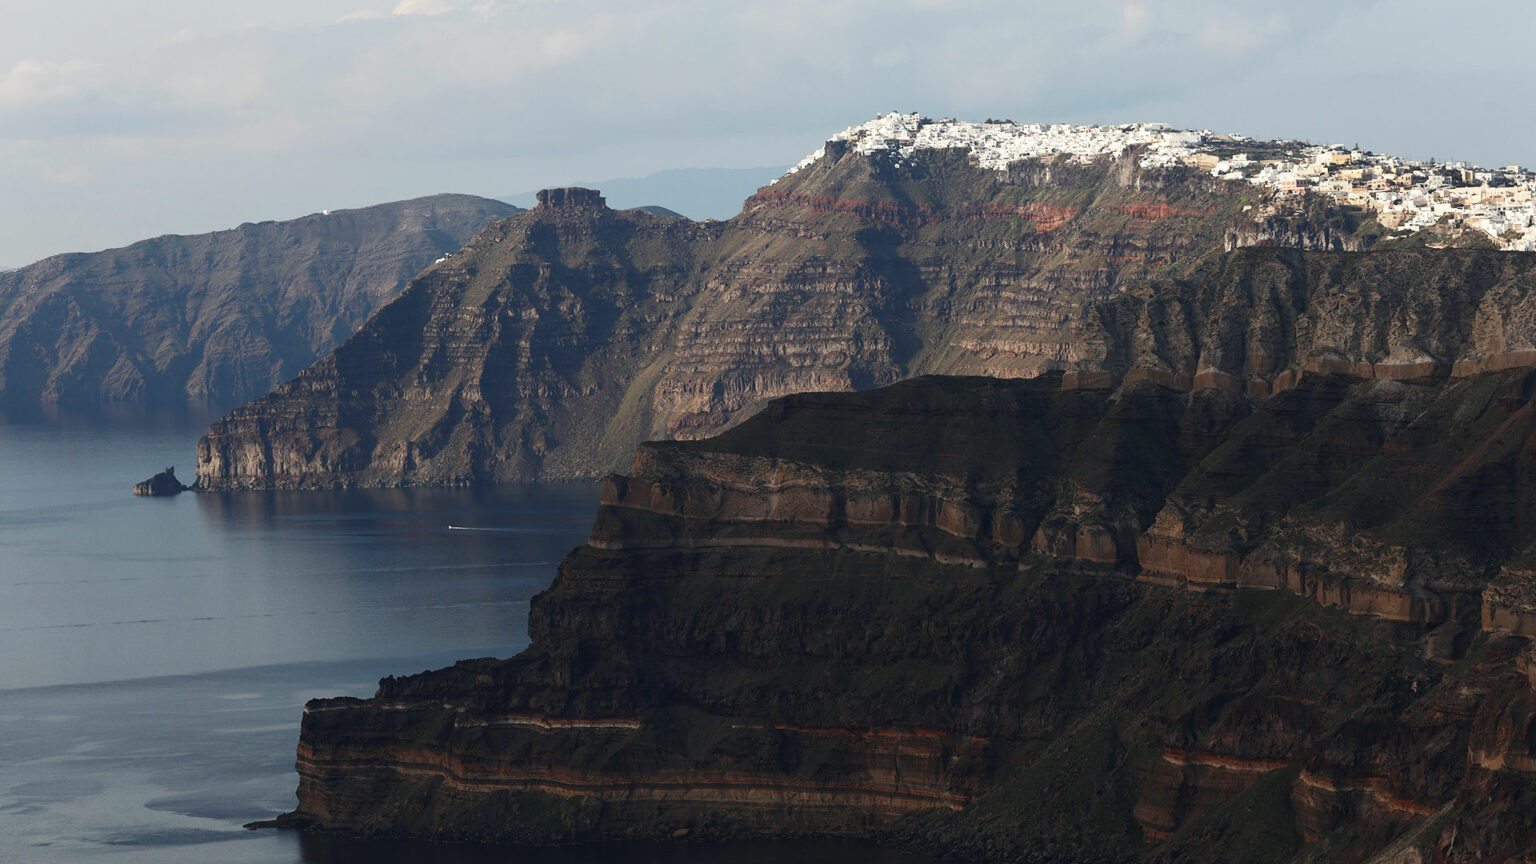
[1199,15,1263,53]
[339,0,471,21]
[0,59,94,108]
[0,0,1532,266]
[1121,3,1151,37]
[391,0,463,15]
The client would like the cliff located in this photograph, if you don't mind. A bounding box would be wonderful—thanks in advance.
[0,194,517,416]
[288,371,1536,863]
[199,142,1528,490]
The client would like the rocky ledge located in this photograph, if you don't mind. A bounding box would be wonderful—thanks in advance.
[284,371,1536,862]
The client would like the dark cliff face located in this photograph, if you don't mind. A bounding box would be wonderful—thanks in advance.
[187,156,1233,491]
[198,191,709,488]
[291,372,1536,863]
[0,193,517,416]
[197,154,1534,491]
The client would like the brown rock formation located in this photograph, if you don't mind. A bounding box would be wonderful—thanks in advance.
[211,147,1497,490]
[195,148,1536,491]
[132,465,188,496]
[284,372,1536,862]
[0,194,517,416]
[536,187,607,210]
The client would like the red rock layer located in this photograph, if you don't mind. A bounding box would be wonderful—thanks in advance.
[744,191,939,227]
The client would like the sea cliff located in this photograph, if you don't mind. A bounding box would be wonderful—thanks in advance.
[192,141,1347,491]
[195,144,1536,490]
[287,372,1536,863]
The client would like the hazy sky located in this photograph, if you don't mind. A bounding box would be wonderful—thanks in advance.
[3,0,1531,265]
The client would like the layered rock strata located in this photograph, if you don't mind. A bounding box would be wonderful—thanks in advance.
[290,373,1536,863]
[0,194,517,416]
[204,142,1515,489]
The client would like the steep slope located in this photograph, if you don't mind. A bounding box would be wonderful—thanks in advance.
[196,114,1536,491]
[287,372,1536,863]
[195,149,1354,488]
[0,194,517,416]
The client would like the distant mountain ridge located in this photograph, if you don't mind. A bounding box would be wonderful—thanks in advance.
[0,193,517,417]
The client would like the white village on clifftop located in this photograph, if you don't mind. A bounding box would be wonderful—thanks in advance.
[789,113,1536,251]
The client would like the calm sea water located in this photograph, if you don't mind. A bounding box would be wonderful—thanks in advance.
[0,420,936,864]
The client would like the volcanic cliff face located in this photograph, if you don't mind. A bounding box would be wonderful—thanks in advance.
[200,143,1492,489]
[0,194,517,416]
[290,372,1536,863]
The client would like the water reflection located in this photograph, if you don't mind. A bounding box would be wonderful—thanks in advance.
[0,414,600,689]
[297,835,941,864]
[0,401,221,429]
[188,484,598,668]
[0,423,939,864]
[196,483,599,542]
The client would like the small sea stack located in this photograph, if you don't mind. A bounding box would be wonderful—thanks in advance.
[133,466,189,497]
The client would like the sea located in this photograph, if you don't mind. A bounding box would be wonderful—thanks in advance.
[0,418,935,864]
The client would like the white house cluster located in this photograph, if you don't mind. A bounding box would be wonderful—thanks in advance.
[789,113,1536,251]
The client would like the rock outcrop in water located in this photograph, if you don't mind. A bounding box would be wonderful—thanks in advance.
[0,194,517,417]
[132,466,188,496]
[288,372,1536,863]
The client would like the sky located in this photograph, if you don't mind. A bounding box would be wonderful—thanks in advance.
[3,0,1532,266]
